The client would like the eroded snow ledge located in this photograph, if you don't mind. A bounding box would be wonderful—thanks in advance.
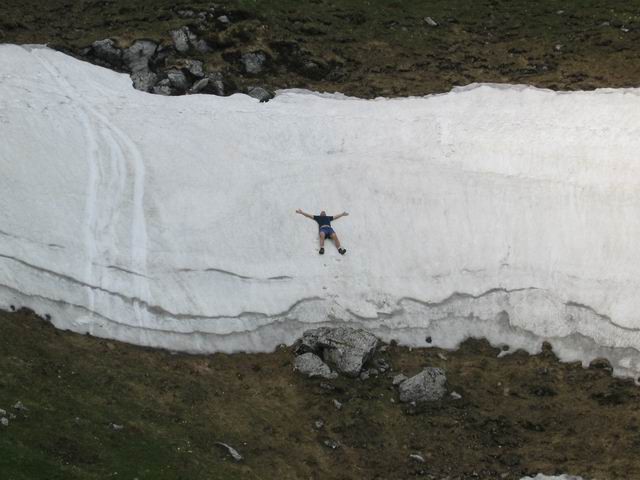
[2,45,640,379]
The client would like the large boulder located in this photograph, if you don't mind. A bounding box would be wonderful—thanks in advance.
[398,368,447,403]
[131,70,158,92]
[90,39,122,67]
[294,353,337,379]
[241,52,267,75]
[297,327,379,377]
[170,27,191,53]
[189,72,234,96]
[123,40,158,73]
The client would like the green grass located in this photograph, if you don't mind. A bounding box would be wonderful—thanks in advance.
[2,0,640,97]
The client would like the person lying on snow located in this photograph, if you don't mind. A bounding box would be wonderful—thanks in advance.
[296,209,348,255]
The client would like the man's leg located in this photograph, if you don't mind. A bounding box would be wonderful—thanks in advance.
[330,233,346,255]
[319,232,326,247]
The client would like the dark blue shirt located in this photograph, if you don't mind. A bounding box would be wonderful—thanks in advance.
[313,215,334,229]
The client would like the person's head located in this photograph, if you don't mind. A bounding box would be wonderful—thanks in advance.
[320,210,326,216]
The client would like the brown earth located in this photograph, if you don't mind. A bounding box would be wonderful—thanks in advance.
[1,0,640,97]
[1,308,639,479]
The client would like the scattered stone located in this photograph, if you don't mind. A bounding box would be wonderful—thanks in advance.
[90,39,122,66]
[369,368,379,376]
[359,370,370,381]
[131,70,158,92]
[177,9,195,18]
[450,391,462,400]
[0,408,6,416]
[247,86,274,102]
[437,353,448,361]
[398,368,447,403]
[392,374,408,386]
[555,44,563,51]
[409,453,425,463]
[297,327,379,378]
[241,52,268,75]
[0,417,8,427]
[123,40,158,73]
[332,399,343,410]
[294,353,338,379]
[424,16,439,27]
[13,401,27,412]
[184,60,204,78]
[215,442,243,461]
[170,27,191,53]
[314,419,325,430]
[152,79,173,96]
[166,70,191,91]
[193,39,211,53]
[323,439,339,449]
[319,382,335,391]
[217,15,231,24]
[189,72,231,96]
[109,423,124,431]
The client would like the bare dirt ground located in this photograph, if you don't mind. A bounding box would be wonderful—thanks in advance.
[1,309,639,479]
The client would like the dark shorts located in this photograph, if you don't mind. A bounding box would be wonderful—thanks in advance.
[319,226,335,237]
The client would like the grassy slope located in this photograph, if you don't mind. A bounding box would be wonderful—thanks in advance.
[2,309,640,480]
[1,0,640,97]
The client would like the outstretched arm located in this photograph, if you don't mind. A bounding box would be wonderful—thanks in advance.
[332,211,349,220]
[296,209,315,220]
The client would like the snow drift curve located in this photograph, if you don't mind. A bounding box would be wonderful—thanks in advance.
[2,45,640,378]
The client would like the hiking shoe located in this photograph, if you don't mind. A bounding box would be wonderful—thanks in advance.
[319,248,325,255]
[338,248,346,255]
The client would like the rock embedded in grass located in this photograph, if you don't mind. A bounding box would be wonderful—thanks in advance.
[293,352,337,379]
[398,368,447,403]
[296,327,379,378]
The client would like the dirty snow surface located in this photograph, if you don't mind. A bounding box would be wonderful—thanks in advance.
[2,45,640,380]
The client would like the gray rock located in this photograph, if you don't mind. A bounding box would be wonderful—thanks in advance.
[409,453,425,463]
[152,79,173,96]
[91,39,122,66]
[189,72,230,96]
[332,399,343,410]
[298,327,379,377]
[399,368,446,403]
[12,401,27,411]
[359,370,370,381]
[424,16,439,27]
[241,52,267,75]
[184,60,205,78]
[123,40,158,73]
[109,423,124,431]
[294,352,337,379]
[450,391,462,400]
[215,442,243,461]
[314,419,325,430]
[167,70,191,91]
[217,15,231,24]
[247,86,274,102]
[323,439,339,449]
[193,39,211,53]
[177,9,195,18]
[131,70,158,92]
[392,374,408,386]
[0,417,8,427]
[170,27,190,53]
[0,408,6,416]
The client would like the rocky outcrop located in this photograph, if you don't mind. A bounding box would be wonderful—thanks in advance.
[297,327,379,378]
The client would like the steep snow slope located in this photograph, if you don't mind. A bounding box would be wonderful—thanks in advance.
[2,45,640,378]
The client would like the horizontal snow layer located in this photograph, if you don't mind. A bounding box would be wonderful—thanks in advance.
[2,44,640,378]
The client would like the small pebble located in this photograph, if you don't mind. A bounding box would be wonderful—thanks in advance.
[314,419,325,430]
[409,453,425,463]
[332,399,343,410]
[450,391,462,400]
[0,417,8,427]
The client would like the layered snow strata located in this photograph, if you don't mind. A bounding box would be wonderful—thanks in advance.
[2,45,640,378]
